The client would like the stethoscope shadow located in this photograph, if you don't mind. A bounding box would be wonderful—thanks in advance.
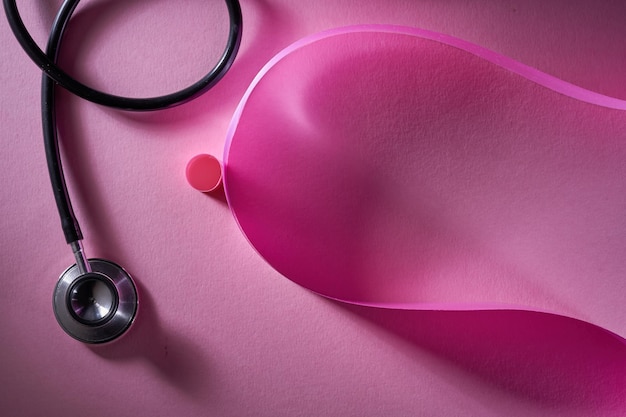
[88,281,211,398]
[335,302,626,413]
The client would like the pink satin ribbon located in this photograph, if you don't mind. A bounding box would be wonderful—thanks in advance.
[223,25,626,341]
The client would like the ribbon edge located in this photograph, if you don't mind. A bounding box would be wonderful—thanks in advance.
[222,24,626,344]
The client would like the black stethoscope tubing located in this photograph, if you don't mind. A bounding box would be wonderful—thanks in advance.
[4,0,243,110]
[3,0,243,342]
[4,0,242,244]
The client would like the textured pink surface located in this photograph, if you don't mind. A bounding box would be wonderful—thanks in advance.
[2,1,626,417]
[223,28,626,413]
[225,26,626,322]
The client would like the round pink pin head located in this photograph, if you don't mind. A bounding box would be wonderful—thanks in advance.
[186,154,223,193]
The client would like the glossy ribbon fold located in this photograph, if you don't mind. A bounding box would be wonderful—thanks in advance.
[223,25,626,340]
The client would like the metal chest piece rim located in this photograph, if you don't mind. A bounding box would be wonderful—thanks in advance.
[53,259,138,344]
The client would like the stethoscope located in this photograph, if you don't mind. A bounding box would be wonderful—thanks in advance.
[3,0,243,343]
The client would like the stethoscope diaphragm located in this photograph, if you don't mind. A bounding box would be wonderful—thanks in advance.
[53,259,137,344]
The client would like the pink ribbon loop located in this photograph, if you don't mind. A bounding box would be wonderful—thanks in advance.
[223,25,626,342]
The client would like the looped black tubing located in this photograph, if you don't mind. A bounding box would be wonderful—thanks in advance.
[4,0,243,110]
[25,0,241,244]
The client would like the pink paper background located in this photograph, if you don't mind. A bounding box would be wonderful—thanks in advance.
[2,1,626,416]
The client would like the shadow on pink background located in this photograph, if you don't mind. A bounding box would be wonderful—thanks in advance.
[2,1,626,416]
[87,283,212,399]
[223,19,626,416]
[340,304,626,414]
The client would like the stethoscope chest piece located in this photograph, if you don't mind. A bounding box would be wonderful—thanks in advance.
[4,0,242,343]
[53,259,138,344]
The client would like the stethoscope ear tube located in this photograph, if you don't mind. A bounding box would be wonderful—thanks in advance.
[3,0,243,110]
[2,0,243,343]
[53,259,138,344]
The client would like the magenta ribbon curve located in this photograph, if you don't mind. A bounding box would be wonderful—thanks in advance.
[223,25,626,343]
